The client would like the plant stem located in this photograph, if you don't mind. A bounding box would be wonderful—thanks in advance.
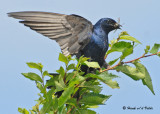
[67,106,74,114]
[101,51,160,72]
[41,72,44,87]
[124,51,160,64]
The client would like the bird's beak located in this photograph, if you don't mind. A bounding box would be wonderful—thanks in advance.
[114,23,122,29]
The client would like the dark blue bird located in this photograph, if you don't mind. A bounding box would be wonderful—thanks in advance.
[8,12,121,69]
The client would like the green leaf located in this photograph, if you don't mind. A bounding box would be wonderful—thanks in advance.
[55,81,65,91]
[23,109,29,114]
[115,64,145,80]
[79,88,88,97]
[119,31,129,37]
[75,109,96,114]
[80,57,90,63]
[46,89,55,101]
[119,35,141,44]
[83,61,100,68]
[108,41,134,61]
[144,45,150,54]
[66,72,75,82]
[133,62,155,95]
[48,111,54,114]
[81,84,102,93]
[26,62,43,73]
[18,107,23,113]
[73,87,79,96]
[110,38,118,46]
[108,58,119,66]
[58,53,68,65]
[80,79,102,93]
[18,108,29,114]
[53,97,58,111]
[56,66,65,77]
[40,89,54,113]
[77,56,89,66]
[86,72,120,89]
[43,71,52,77]
[107,41,133,54]
[22,72,43,82]
[37,93,45,104]
[68,73,86,87]
[67,55,74,61]
[67,63,76,70]
[79,92,111,105]
[46,77,56,89]
[30,110,35,114]
[58,105,66,114]
[59,75,66,86]
[116,62,154,94]
[97,72,120,89]
[58,86,74,107]
[66,98,78,107]
[40,101,52,114]
[104,80,120,89]
[36,82,44,92]
[32,104,39,112]
[146,45,150,50]
[85,105,99,108]
[120,45,133,60]
[150,43,160,54]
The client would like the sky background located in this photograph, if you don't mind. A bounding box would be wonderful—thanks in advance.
[1,0,160,114]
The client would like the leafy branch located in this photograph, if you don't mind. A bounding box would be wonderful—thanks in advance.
[101,51,160,72]
[18,31,159,114]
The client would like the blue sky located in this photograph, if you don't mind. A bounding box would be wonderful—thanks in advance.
[1,0,160,114]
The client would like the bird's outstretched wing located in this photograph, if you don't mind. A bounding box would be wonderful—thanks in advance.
[8,11,93,56]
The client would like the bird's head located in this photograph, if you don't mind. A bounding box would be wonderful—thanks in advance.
[100,18,121,33]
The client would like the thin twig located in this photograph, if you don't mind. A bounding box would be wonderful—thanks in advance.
[101,62,121,72]
[124,52,160,64]
[67,106,74,114]
[101,51,160,72]
[41,72,45,88]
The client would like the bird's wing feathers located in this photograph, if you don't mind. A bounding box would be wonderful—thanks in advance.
[8,11,93,56]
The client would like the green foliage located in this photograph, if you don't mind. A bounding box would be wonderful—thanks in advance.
[144,45,150,54]
[83,61,100,68]
[27,62,43,73]
[18,108,29,114]
[150,43,160,54]
[18,31,159,114]
[119,31,141,44]
[58,53,69,65]
[79,93,111,105]
[86,72,119,89]
[116,62,155,94]
[140,63,155,95]
[22,73,43,83]
[116,63,145,80]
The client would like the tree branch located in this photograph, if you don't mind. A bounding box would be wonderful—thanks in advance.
[101,51,160,72]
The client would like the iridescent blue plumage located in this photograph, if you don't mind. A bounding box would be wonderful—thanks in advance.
[78,18,121,67]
